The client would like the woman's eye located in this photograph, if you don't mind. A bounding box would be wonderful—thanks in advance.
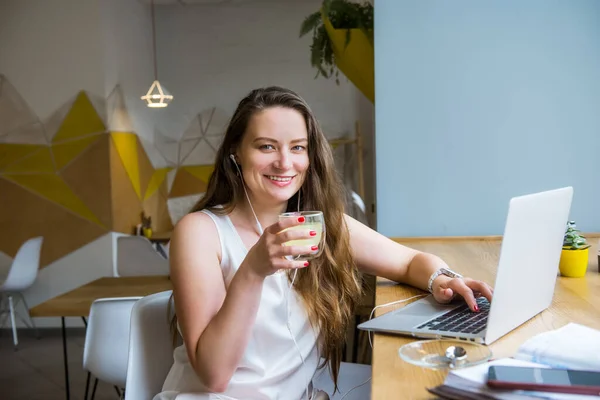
[259,144,275,150]
[292,145,306,151]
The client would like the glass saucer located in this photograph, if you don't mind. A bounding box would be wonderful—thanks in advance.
[398,339,492,370]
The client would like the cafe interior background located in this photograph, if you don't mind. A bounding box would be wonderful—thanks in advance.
[0,0,377,332]
[0,0,599,397]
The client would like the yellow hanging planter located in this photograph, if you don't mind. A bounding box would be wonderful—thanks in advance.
[321,9,374,103]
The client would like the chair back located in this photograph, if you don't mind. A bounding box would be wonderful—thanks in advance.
[348,190,370,226]
[116,236,169,277]
[1,236,43,292]
[83,297,141,388]
[125,290,176,400]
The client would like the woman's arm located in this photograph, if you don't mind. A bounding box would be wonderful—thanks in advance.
[170,212,265,392]
[345,215,493,311]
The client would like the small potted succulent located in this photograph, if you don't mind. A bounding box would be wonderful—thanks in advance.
[558,221,590,277]
[141,212,153,239]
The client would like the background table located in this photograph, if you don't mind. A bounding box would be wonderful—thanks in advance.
[30,276,172,400]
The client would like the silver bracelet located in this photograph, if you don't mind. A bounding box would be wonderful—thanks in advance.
[427,267,463,293]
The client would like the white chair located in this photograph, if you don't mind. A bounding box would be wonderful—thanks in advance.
[125,291,371,400]
[313,362,371,400]
[0,236,43,349]
[125,291,176,400]
[348,190,369,227]
[115,236,169,277]
[83,297,141,400]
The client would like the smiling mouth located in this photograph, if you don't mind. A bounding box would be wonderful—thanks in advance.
[265,175,294,182]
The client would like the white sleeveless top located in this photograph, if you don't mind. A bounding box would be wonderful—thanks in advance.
[153,209,321,400]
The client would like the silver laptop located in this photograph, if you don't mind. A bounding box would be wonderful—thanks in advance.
[358,187,573,345]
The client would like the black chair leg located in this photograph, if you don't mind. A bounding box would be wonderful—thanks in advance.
[114,386,121,397]
[352,315,360,363]
[90,378,98,400]
[83,372,91,400]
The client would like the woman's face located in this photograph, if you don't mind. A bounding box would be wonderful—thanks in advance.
[235,106,309,207]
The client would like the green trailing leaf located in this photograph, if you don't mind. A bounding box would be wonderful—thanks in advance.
[344,29,352,50]
[299,0,373,84]
[300,11,323,37]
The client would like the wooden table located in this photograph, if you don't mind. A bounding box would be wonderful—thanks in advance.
[149,231,172,244]
[30,276,172,400]
[370,236,600,399]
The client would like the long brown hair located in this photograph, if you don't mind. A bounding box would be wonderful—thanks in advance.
[172,86,363,390]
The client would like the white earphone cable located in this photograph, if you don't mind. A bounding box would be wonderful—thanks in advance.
[336,293,428,400]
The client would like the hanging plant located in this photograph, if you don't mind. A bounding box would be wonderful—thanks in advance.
[300,0,373,84]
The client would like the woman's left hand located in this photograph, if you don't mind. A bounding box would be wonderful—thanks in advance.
[432,276,494,312]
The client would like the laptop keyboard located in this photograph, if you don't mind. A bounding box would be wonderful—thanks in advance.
[416,297,490,334]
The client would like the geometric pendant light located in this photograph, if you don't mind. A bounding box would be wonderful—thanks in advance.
[141,80,173,108]
[141,0,173,108]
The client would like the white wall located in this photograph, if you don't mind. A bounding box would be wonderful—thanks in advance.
[0,0,106,121]
[0,0,163,146]
[100,0,167,150]
[17,233,116,328]
[154,0,360,139]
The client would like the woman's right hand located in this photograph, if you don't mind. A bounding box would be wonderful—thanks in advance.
[243,216,316,278]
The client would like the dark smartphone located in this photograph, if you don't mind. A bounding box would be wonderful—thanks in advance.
[487,365,600,396]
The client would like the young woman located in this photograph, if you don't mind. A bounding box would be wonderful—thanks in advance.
[154,87,493,400]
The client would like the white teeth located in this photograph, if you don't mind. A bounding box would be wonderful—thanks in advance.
[268,176,292,182]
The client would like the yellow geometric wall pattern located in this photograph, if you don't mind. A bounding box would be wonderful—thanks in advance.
[111,131,142,199]
[52,134,102,170]
[0,74,191,267]
[0,144,43,169]
[3,146,55,173]
[183,165,214,184]
[2,173,103,226]
[145,167,173,201]
[52,91,106,143]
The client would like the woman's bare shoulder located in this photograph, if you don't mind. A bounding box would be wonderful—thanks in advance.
[171,210,222,261]
[175,210,215,232]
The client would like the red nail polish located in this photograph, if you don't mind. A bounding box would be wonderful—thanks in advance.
[304,262,309,267]
[298,217,305,223]
[310,231,317,236]
[311,245,318,251]
[474,305,480,312]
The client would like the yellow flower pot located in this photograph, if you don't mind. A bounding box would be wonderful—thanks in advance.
[558,247,589,278]
[322,9,374,103]
[143,227,153,239]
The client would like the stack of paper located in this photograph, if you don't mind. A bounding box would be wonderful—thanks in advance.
[514,323,600,370]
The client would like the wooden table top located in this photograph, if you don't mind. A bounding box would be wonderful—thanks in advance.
[30,276,172,317]
[149,231,172,243]
[371,236,600,399]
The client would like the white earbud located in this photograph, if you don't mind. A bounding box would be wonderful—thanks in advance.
[229,154,236,163]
